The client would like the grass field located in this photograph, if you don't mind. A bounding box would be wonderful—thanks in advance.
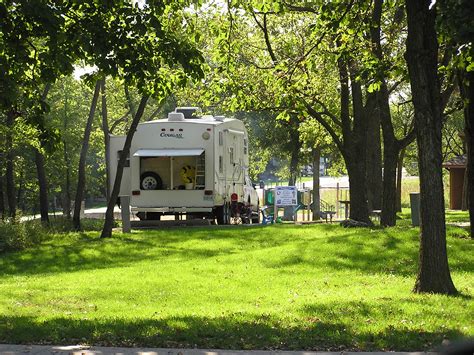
[0,214,472,351]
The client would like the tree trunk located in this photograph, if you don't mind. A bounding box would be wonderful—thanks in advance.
[306,56,371,224]
[287,125,301,186]
[62,141,72,219]
[100,79,111,201]
[366,97,383,211]
[0,152,4,220]
[5,110,16,218]
[369,0,399,226]
[34,149,49,224]
[285,125,300,220]
[288,150,299,186]
[464,70,474,237]
[405,0,457,294]
[62,83,72,219]
[381,147,399,226]
[101,95,149,238]
[378,79,404,226]
[73,80,101,230]
[347,158,371,224]
[312,147,321,221]
[396,147,406,212]
[347,64,371,224]
[16,169,24,211]
[35,84,51,224]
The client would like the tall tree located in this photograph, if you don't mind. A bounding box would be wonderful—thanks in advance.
[463,70,474,237]
[367,0,417,226]
[405,0,457,294]
[4,110,16,218]
[100,79,111,201]
[0,148,5,219]
[439,0,474,237]
[0,1,82,220]
[34,83,52,224]
[98,1,205,238]
[72,80,101,230]
[191,2,376,223]
[101,95,148,238]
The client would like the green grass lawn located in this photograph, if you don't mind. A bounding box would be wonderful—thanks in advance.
[0,221,472,351]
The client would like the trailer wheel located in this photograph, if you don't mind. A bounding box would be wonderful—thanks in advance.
[140,172,162,190]
[137,212,161,220]
[216,203,230,225]
[251,199,261,224]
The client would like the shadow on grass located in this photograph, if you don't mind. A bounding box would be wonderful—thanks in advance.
[1,223,472,278]
[261,227,420,277]
[0,230,238,277]
[0,313,465,351]
[0,223,342,277]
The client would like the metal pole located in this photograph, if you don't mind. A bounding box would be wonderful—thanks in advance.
[121,195,131,233]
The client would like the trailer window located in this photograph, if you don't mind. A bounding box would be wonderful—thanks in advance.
[117,150,130,167]
[219,156,223,173]
[244,138,248,155]
[229,147,234,164]
[219,131,223,146]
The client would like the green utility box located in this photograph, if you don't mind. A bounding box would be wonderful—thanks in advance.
[264,189,275,205]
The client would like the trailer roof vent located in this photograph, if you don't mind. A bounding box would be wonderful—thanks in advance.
[168,112,185,121]
[214,116,225,122]
[175,107,200,119]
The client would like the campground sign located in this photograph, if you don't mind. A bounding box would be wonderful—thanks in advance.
[275,186,298,206]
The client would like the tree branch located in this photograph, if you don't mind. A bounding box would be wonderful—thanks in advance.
[398,128,416,149]
[308,96,342,127]
[303,100,345,157]
[109,110,131,134]
[287,0,355,79]
[252,12,278,64]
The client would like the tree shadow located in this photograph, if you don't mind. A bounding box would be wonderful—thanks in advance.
[260,227,420,276]
[299,298,469,351]
[0,231,237,277]
[0,311,467,351]
[1,224,471,280]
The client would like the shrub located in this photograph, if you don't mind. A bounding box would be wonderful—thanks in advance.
[0,215,118,253]
[0,216,48,252]
[47,217,111,232]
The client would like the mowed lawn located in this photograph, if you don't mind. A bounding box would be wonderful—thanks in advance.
[0,222,472,351]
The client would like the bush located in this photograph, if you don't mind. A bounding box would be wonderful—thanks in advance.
[47,217,106,232]
[0,215,117,253]
[0,216,48,252]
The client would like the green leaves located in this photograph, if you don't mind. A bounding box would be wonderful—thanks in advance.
[367,82,381,93]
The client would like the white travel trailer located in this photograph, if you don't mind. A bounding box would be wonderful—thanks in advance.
[109,107,259,224]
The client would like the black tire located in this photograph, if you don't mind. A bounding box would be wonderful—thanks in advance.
[251,211,260,224]
[251,199,260,224]
[215,203,230,225]
[140,172,162,190]
[146,212,162,220]
[137,212,161,220]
